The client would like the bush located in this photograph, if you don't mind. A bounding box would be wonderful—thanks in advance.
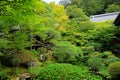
[108,61,120,79]
[105,4,120,13]
[105,56,120,66]
[36,64,81,80]
[29,67,41,76]
[99,51,120,66]
[100,51,113,58]
[36,63,103,80]
[52,41,83,63]
[88,57,104,71]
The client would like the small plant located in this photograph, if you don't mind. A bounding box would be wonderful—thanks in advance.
[0,71,10,80]
[108,61,120,79]
[0,71,6,78]
[29,67,41,76]
[8,69,18,76]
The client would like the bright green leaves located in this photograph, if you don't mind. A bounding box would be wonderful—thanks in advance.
[11,32,31,50]
[37,63,103,80]
[36,27,61,43]
[52,41,82,63]
[49,2,69,30]
[0,38,9,49]
[89,21,115,43]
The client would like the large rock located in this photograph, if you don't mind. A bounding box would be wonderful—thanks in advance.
[27,60,37,68]
[16,72,36,80]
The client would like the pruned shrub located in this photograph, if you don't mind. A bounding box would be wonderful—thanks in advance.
[100,51,113,58]
[108,61,120,79]
[105,56,120,66]
[88,57,104,71]
[36,63,103,80]
[52,41,83,63]
[99,51,120,66]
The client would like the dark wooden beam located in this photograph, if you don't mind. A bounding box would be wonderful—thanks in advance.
[113,13,120,26]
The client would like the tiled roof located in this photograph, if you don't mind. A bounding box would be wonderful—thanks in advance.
[90,12,120,22]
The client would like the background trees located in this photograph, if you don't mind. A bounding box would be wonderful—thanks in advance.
[105,4,120,13]
[66,0,120,15]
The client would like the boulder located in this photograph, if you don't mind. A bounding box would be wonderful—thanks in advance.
[16,72,36,80]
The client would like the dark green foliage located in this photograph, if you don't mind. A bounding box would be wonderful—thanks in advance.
[108,61,120,79]
[0,71,10,80]
[67,0,120,15]
[105,4,120,13]
[67,0,104,15]
[105,56,120,66]
[88,51,119,67]
[86,51,120,79]
[0,71,6,80]
[100,51,120,66]
[88,57,104,71]
[36,63,102,80]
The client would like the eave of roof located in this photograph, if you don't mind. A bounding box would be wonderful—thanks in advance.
[90,12,119,22]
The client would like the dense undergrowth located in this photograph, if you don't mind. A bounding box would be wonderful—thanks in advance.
[0,0,120,80]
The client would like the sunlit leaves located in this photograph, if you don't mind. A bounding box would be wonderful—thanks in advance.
[10,32,31,50]
[49,2,69,29]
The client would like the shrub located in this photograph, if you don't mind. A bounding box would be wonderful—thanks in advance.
[29,67,41,76]
[105,56,120,66]
[36,63,103,80]
[105,4,120,13]
[99,51,120,66]
[88,57,104,71]
[52,41,83,63]
[100,51,113,58]
[108,61,120,79]
[36,64,81,80]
